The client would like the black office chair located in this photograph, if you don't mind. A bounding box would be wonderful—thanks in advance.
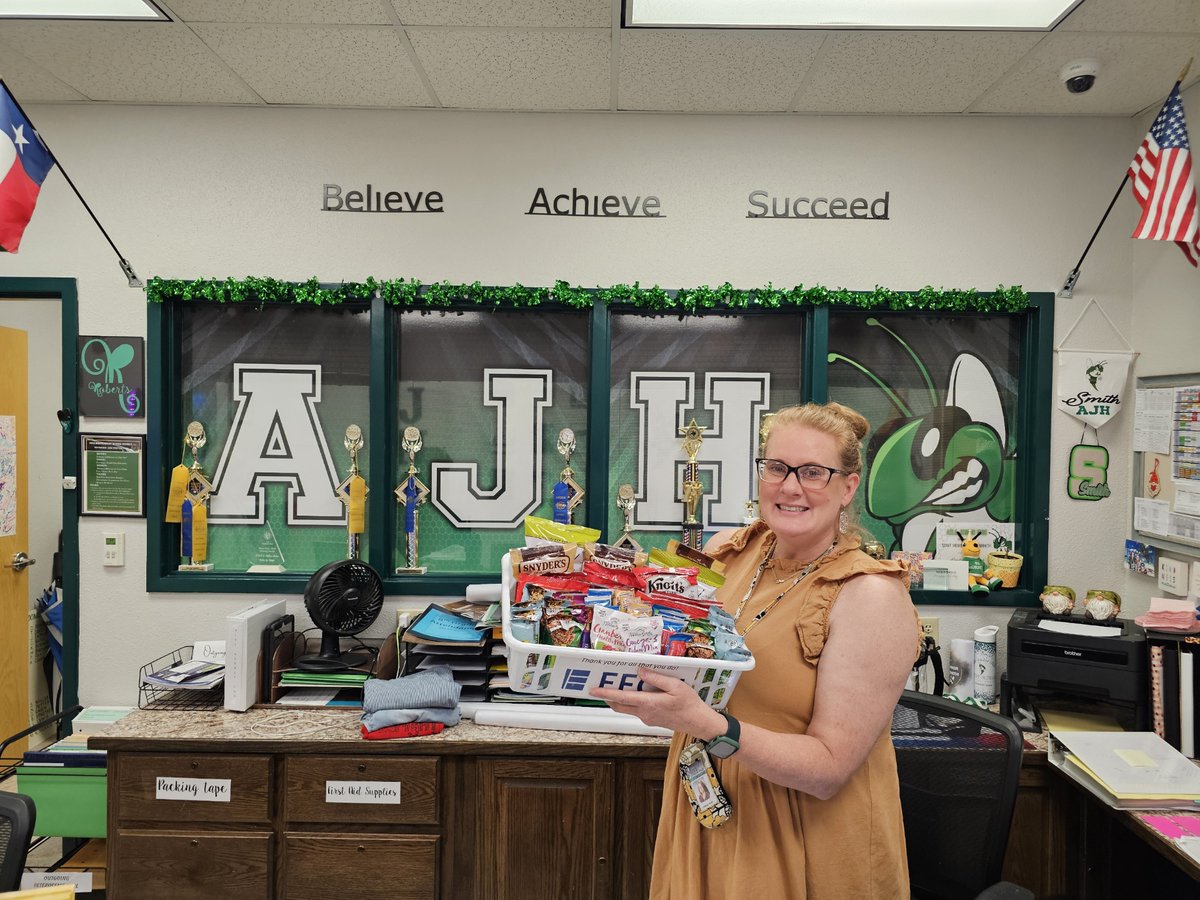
[892,691,1034,900]
[0,791,36,891]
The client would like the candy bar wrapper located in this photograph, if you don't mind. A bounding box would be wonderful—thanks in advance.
[583,542,649,571]
[511,543,577,577]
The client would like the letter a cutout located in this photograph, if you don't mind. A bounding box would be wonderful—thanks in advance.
[208,364,344,525]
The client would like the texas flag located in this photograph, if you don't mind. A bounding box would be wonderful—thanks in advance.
[0,82,54,253]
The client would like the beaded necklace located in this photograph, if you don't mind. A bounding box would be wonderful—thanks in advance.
[732,535,838,637]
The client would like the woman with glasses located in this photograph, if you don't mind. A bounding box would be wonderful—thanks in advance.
[594,402,920,899]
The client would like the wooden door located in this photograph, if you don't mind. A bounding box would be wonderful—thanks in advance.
[0,325,29,755]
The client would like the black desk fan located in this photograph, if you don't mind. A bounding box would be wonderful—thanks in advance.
[295,558,384,672]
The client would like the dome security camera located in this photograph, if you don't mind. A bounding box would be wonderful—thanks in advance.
[1061,59,1099,94]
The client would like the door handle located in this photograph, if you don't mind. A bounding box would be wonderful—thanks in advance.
[6,552,36,571]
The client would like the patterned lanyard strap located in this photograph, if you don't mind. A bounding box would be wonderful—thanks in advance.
[732,535,837,637]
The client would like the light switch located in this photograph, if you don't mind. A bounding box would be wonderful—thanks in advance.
[1158,556,1186,594]
[102,532,124,567]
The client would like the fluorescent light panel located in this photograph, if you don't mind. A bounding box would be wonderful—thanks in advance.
[627,0,1080,30]
[0,0,165,19]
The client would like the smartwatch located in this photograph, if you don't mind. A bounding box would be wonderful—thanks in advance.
[704,711,741,759]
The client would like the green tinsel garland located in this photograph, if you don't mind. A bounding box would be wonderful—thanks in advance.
[144,276,1030,314]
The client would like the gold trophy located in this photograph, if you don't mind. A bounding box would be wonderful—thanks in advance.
[553,427,585,525]
[335,424,368,559]
[394,426,430,574]
[679,418,706,549]
[613,483,642,552]
[177,421,214,571]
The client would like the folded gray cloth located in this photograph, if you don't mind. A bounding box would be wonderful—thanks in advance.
[362,665,461,714]
[362,706,462,732]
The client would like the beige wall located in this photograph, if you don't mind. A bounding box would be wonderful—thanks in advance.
[0,102,1162,704]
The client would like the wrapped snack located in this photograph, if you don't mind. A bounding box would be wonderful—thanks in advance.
[708,607,751,661]
[583,560,640,590]
[524,515,601,546]
[591,604,664,654]
[616,592,654,617]
[683,620,716,659]
[511,543,577,577]
[666,538,727,575]
[584,542,649,571]
[649,546,725,589]
[665,631,692,657]
[509,599,543,643]
[543,605,588,647]
[636,566,698,596]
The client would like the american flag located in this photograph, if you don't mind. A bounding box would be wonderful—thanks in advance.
[1128,84,1200,266]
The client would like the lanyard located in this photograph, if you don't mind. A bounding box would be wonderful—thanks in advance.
[732,535,836,637]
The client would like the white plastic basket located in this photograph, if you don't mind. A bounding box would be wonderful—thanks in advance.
[500,553,755,710]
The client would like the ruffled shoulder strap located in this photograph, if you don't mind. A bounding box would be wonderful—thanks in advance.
[797,549,914,664]
[706,519,770,560]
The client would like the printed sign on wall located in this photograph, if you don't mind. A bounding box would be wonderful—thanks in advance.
[77,336,144,418]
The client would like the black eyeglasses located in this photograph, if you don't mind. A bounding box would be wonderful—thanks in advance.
[755,457,846,488]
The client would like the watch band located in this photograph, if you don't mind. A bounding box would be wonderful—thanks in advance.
[705,711,741,759]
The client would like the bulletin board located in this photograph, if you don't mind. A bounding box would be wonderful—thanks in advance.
[1132,373,1200,555]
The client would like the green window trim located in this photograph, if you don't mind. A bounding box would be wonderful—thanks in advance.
[146,289,1052,606]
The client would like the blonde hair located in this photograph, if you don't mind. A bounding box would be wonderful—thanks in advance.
[759,402,871,537]
[760,402,870,475]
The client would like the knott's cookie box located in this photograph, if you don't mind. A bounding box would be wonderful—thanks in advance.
[500,553,754,709]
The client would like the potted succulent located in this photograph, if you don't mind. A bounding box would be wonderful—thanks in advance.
[985,531,1023,588]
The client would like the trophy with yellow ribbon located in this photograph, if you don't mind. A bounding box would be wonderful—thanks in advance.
[394,426,430,574]
[336,424,368,559]
[679,418,706,550]
[553,427,585,525]
[165,421,214,571]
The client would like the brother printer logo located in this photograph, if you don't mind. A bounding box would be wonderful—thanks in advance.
[322,184,445,213]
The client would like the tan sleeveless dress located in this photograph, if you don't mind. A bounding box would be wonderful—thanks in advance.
[648,521,918,900]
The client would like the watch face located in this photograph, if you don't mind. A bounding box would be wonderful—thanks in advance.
[707,736,739,759]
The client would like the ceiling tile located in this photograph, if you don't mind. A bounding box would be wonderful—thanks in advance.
[791,32,1043,114]
[973,32,1200,115]
[194,24,431,107]
[0,22,260,103]
[166,0,392,25]
[391,0,610,28]
[619,31,824,112]
[408,29,610,110]
[0,45,87,102]
[1059,0,1200,34]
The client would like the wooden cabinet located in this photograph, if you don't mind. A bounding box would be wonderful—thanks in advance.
[281,833,439,900]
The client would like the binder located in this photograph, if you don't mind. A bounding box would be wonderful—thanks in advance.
[224,599,286,711]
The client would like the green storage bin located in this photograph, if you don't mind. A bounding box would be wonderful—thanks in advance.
[16,766,107,838]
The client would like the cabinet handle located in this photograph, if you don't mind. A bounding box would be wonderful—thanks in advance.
[598,857,607,865]
[190,761,199,770]
[357,764,367,773]
[191,840,199,848]
[357,845,366,853]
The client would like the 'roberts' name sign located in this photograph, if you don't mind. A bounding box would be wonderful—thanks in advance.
[527,187,662,218]
[747,190,890,220]
[155,776,232,802]
[326,780,403,804]
[322,184,445,213]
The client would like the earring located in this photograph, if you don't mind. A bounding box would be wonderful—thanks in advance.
[839,508,848,532]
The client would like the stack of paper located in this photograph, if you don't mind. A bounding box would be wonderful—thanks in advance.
[23,733,106,768]
[1053,730,1200,810]
[402,603,491,702]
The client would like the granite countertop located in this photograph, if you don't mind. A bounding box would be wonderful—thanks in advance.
[90,708,672,753]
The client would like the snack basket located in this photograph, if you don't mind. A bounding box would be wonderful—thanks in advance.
[500,552,754,710]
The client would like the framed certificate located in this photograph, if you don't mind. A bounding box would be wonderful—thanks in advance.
[81,433,146,517]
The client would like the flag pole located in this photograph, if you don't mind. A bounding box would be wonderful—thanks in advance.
[1058,57,1194,298]
[0,79,142,287]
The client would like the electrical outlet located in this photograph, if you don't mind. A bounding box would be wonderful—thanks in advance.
[918,616,940,647]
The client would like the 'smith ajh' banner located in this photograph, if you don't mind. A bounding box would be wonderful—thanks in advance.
[1056,349,1135,428]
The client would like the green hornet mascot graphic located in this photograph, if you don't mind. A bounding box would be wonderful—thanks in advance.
[828,318,1015,553]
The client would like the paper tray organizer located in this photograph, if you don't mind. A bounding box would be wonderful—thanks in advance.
[500,552,754,709]
[138,645,224,712]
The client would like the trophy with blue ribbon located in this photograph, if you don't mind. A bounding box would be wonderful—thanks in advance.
[335,424,368,560]
[679,418,706,550]
[174,422,211,571]
[553,427,585,525]
[394,426,430,574]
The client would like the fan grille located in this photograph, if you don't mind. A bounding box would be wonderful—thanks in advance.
[304,559,384,636]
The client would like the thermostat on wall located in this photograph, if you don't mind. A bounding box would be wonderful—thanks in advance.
[102,532,124,567]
